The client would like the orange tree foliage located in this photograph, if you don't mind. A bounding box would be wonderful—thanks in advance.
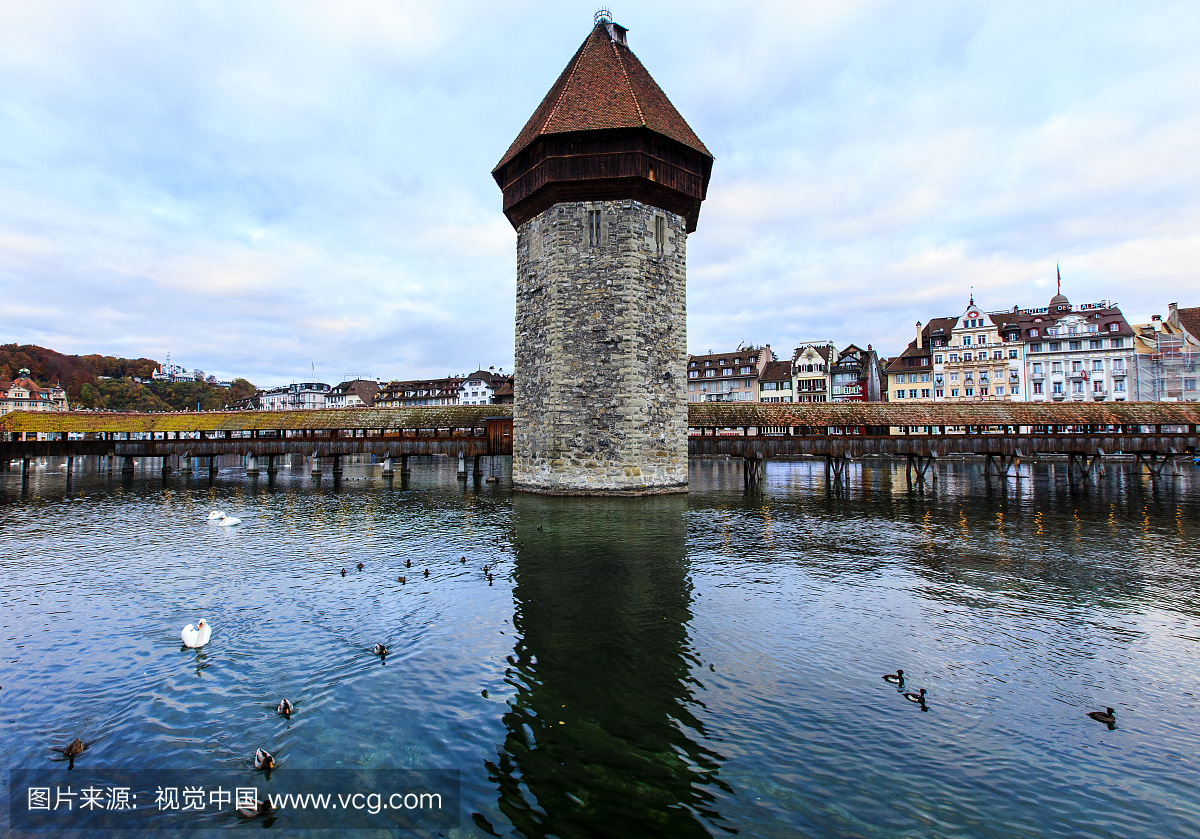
[0,344,254,412]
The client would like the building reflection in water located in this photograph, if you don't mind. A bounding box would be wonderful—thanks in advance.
[487,494,730,838]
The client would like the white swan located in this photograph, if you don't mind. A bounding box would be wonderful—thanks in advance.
[217,515,241,527]
[181,618,212,648]
[207,510,226,521]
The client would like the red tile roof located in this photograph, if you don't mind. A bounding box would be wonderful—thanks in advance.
[759,361,792,382]
[883,318,956,373]
[495,22,710,170]
[1175,306,1200,343]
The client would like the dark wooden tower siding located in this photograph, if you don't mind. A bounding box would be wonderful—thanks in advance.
[493,19,713,232]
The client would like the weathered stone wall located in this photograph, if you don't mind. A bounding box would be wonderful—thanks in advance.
[514,199,688,494]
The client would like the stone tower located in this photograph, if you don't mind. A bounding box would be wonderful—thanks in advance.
[493,14,712,495]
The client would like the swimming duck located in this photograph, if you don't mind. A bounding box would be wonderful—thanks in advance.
[883,670,904,685]
[903,688,927,705]
[51,737,88,766]
[482,565,489,573]
[373,643,387,657]
[217,515,241,527]
[460,556,466,563]
[357,562,364,571]
[398,576,406,584]
[237,798,273,818]
[180,619,212,648]
[207,510,226,521]
[254,748,274,770]
[340,568,346,577]
[423,568,429,577]
[276,699,293,718]
[1087,707,1116,724]
[405,559,411,568]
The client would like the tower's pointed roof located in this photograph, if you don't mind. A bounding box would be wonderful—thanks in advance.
[494,22,711,171]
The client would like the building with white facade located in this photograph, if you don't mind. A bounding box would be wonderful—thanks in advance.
[791,342,834,403]
[261,382,331,410]
[458,369,507,405]
[1013,290,1134,402]
[151,352,203,383]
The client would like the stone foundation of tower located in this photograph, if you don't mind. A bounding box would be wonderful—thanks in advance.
[513,199,688,495]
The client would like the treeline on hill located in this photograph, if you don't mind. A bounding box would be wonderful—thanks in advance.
[0,344,255,412]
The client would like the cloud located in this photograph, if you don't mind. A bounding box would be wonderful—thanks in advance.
[1,1,1198,381]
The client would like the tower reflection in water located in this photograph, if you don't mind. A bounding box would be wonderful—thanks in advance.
[488,494,730,837]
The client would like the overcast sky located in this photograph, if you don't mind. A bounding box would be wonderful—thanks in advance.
[3,1,1198,384]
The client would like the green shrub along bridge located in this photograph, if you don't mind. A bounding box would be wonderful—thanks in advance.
[2,402,1197,489]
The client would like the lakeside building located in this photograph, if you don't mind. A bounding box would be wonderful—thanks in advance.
[151,352,203,384]
[376,376,467,408]
[758,360,794,403]
[791,343,834,403]
[886,280,1133,404]
[261,382,331,410]
[458,369,511,406]
[830,344,882,402]
[491,379,514,404]
[686,346,772,403]
[1015,290,1133,402]
[326,379,380,409]
[1132,303,1200,401]
[933,296,1027,402]
[885,319,954,403]
[0,369,68,415]
[228,392,260,410]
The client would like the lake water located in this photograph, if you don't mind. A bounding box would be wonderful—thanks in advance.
[3,456,1200,837]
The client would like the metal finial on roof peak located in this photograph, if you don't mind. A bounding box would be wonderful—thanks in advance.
[595,8,612,25]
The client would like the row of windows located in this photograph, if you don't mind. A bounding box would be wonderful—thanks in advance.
[943,370,1011,382]
[1029,338,1125,352]
[1031,379,1127,395]
[1031,358,1126,374]
[936,349,1018,363]
[895,384,1024,399]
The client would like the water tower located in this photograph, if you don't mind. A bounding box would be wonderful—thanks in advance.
[493,12,712,494]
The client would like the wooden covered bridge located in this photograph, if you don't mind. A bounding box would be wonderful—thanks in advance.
[2,401,1198,488]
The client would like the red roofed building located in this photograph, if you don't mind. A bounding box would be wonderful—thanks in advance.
[0,369,68,415]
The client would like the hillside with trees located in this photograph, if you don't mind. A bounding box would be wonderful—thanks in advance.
[0,344,255,412]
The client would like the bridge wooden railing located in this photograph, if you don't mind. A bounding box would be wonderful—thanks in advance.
[3,402,1197,487]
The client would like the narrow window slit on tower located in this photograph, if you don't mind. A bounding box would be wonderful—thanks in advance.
[588,210,601,247]
[655,215,666,253]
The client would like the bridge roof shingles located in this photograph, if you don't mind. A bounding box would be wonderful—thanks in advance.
[0,406,512,434]
[687,401,1200,427]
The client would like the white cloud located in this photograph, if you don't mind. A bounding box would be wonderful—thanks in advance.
[1,1,1198,380]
